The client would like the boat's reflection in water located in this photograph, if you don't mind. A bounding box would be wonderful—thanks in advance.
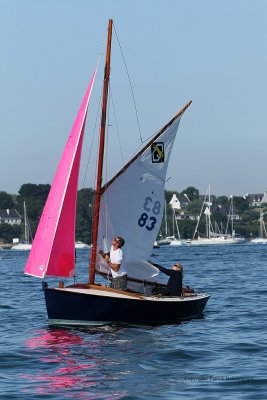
[23,326,129,397]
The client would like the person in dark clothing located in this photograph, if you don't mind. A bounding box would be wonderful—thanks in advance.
[150,261,183,296]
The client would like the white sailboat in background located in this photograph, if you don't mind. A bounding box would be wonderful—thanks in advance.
[250,212,267,244]
[167,208,183,246]
[189,186,244,245]
[157,201,171,245]
[224,195,245,244]
[75,242,91,249]
[11,202,32,250]
[157,200,184,246]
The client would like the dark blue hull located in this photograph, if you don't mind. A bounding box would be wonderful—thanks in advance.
[44,286,210,326]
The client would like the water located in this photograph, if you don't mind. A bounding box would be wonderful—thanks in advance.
[0,244,266,399]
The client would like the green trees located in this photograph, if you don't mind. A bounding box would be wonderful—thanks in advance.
[0,184,96,244]
[181,186,199,201]
[0,191,18,243]
[0,191,14,208]
[0,183,266,243]
[16,184,51,234]
[0,222,21,244]
[76,188,94,244]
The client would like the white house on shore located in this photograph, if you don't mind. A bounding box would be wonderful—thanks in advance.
[243,192,267,207]
[0,209,21,226]
[169,193,191,210]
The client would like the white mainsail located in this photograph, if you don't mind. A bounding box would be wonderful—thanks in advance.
[96,116,182,280]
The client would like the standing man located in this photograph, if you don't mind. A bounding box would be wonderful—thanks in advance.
[99,236,127,291]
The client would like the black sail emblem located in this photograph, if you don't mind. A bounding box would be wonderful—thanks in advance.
[151,142,164,163]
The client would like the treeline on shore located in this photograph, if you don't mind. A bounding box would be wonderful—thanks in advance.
[0,184,266,244]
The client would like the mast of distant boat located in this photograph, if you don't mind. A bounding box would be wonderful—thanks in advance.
[225,196,234,238]
[23,201,31,244]
[23,201,28,243]
[174,210,181,240]
[206,184,212,239]
[259,211,267,239]
[90,19,113,284]
[164,200,168,237]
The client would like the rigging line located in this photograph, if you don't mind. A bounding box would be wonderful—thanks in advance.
[90,84,106,247]
[82,91,102,188]
[192,187,208,239]
[109,83,125,166]
[129,127,164,157]
[91,56,115,236]
[98,80,113,250]
[81,56,102,188]
[113,22,143,144]
[103,85,112,247]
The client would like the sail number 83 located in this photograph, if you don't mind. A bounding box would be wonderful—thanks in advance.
[138,197,161,231]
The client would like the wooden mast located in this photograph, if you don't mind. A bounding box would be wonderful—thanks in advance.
[90,19,113,284]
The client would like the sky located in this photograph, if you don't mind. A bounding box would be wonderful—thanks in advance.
[1,0,267,197]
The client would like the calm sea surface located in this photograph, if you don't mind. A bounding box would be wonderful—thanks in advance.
[0,244,266,399]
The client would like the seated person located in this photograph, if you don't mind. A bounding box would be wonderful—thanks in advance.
[149,261,183,296]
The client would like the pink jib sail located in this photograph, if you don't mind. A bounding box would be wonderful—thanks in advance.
[24,67,98,278]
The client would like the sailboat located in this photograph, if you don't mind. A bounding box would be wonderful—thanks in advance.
[224,195,245,243]
[75,241,91,249]
[250,212,267,244]
[167,208,184,246]
[157,201,171,245]
[24,20,209,326]
[11,202,32,250]
[157,202,183,246]
[189,186,244,245]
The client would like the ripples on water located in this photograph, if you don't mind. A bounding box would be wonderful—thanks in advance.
[0,245,266,399]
